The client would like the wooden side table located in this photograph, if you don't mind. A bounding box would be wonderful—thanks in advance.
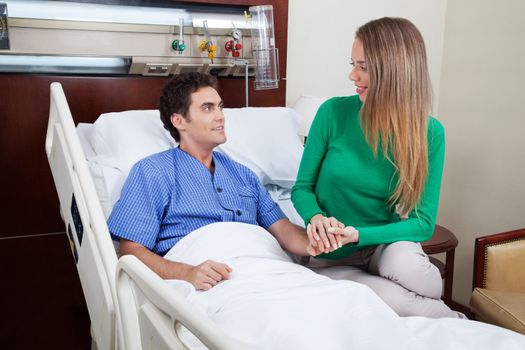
[421,225,458,306]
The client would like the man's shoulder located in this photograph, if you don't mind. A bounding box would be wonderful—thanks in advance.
[141,148,174,162]
[214,150,246,169]
[213,151,258,179]
[133,148,176,173]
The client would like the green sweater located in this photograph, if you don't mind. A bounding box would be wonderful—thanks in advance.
[291,95,445,259]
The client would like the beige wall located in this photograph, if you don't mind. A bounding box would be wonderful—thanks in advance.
[286,0,447,111]
[438,0,525,305]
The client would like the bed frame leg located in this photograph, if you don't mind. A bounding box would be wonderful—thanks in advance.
[90,326,98,350]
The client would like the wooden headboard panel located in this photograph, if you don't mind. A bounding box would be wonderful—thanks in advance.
[0,0,288,238]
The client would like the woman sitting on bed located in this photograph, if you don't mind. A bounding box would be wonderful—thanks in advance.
[291,17,464,318]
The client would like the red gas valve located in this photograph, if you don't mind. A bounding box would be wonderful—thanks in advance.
[225,29,243,58]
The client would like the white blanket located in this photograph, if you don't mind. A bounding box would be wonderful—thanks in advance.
[164,222,525,350]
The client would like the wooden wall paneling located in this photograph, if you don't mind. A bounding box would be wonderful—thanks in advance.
[0,234,91,349]
[0,75,63,237]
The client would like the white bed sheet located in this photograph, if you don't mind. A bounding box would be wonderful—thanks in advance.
[75,119,525,349]
[164,222,525,350]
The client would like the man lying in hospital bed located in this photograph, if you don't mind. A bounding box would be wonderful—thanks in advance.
[67,75,525,349]
[108,72,332,289]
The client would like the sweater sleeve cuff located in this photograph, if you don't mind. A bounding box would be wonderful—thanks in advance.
[303,210,327,226]
[354,226,377,247]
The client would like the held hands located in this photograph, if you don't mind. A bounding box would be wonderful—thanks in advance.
[183,260,232,291]
[307,214,359,255]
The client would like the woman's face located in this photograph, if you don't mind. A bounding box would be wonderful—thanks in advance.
[349,38,369,103]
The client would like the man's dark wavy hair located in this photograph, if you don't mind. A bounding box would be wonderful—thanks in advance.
[159,72,218,142]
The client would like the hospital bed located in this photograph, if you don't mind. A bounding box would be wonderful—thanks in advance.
[46,82,525,349]
[46,81,303,349]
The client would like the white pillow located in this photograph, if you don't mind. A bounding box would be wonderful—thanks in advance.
[86,107,303,216]
[292,95,329,137]
[88,110,176,216]
[266,184,304,227]
[218,107,303,188]
[87,159,125,218]
[90,109,176,175]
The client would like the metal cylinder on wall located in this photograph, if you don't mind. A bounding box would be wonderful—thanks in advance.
[249,5,279,90]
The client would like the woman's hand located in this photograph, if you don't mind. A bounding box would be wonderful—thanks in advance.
[327,226,359,246]
[308,214,345,253]
[305,225,360,256]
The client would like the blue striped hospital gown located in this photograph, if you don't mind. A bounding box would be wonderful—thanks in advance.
[107,147,286,255]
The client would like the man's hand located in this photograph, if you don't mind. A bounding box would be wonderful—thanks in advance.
[306,243,324,256]
[119,239,232,291]
[183,260,232,291]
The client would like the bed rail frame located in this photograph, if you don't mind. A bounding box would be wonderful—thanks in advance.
[46,82,119,350]
[116,255,249,350]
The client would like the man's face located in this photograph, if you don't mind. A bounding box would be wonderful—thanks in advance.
[172,86,226,150]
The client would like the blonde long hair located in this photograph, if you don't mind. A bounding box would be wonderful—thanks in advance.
[356,17,432,215]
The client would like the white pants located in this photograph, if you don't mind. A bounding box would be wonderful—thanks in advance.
[308,241,465,318]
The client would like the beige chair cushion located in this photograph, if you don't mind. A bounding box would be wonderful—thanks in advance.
[485,239,525,292]
[470,287,525,335]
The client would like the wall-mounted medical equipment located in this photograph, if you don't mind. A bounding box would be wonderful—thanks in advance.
[171,18,186,54]
[0,1,258,77]
[0,54,130,74]
[225,28,243,58]
[199,20,217,62]
[0,3,9,49]
[249,5,279,90]
[0,1,281,107]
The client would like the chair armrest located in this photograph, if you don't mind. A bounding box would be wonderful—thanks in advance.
[473,228,525,292]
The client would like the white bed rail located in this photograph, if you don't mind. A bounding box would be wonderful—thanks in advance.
[45,82,120,350]
[116,255,249,350]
